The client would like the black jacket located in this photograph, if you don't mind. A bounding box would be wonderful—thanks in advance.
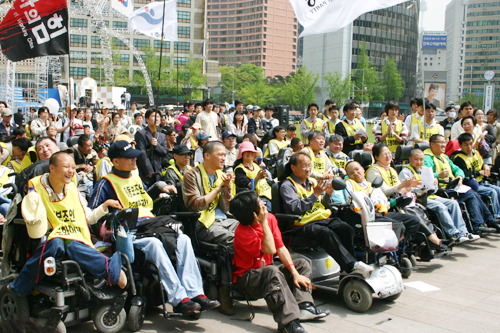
[135,127,167,185]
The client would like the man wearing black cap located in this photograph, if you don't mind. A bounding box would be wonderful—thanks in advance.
[165,145,192,186]
[90,140,220,314]
[194,132,210,165]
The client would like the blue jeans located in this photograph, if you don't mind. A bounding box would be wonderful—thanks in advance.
[427,197,468,236]
[10,238,122,297]
[477,183,500,218]
[446,189,497,229]
[0,195,11,217]
[132,234,203,307]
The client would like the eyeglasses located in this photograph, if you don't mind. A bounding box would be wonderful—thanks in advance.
[435,141,446,145]
[299,164,312,170]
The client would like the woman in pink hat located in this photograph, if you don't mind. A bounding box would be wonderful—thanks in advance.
[233,141,274,211]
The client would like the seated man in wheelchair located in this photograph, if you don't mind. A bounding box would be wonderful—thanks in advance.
[231,191,329,333]
[7,151,127,297]
[90,140,219,314]
[301,131,334,180]
[399,148,479,243]
[280,152,374,278]
[453,132,500,230]
[423,134,498,233]
[164,144,193,185]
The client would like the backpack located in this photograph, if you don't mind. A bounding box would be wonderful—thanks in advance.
[135,215,183,260]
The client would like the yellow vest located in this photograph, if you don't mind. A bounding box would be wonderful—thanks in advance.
[307,146,327,175]
[287,177,331,226]
[264,139,288,158]
[341,119,364,145]
[328,152,348,170]
[166,164,192,182]
[380,120,403,153]
[0,142,11,167]
[20,146,38,171]
[198,163,225,229]
[403,165,438,199]
[0,167,10,193]
[410,113,423,133]
[234,162,272,200]
[424,149,456,189]
[366,165,399,188]
[453,151,484,183]
[189,136,199,150]
[29,176,93,248]
[25,124,32,140]
[95,157,111,180]
[104,173,154,219]
[347,178,372,194]
[8,159,22,173]
[417,122,441,143]
[327,119,337,134]
[303,118,325,143]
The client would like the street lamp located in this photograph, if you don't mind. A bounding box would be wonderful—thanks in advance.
[231,62,241,104]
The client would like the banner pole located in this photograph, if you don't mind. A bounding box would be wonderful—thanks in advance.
[155,0,168,109]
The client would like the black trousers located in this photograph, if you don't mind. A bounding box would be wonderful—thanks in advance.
[386,212,420,239]
[293,218,356,272]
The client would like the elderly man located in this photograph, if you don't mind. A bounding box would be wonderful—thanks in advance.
[0,108,13,138]
[280,152,374,278]
[182,141,238,315]
[73,134,99,195]
[117,105,132,128]
[90,141,219,314]
[164,145,192,186]
[424,134,497,233]
[8,152,127,298]
[325,134,350,176]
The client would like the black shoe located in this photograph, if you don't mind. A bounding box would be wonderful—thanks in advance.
[429,242,448,252]
[280,320,307,333]
[477,226,496,233]
[441,237,456,247]
[192,294,220,311]
[489,223,500,232]
[173,298,201,314]
[298,302,330,321]
[395,196,413,209]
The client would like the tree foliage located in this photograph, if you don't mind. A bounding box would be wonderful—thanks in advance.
[176,53,207,100]
[353,41,383,103]
[281,66,319,111]
[458,93,483,109]
[323,71,354,107]
[381,56,405,101]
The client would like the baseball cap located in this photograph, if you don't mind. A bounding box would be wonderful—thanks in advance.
[102,104,109,109]
[173,145,192,155]
[222,130,237,140]
[117,104,126,110]
[57,142,74,154]
[108,140,142,160]
[190,123,202,130]
[1,108,12,117]
[70,104,77,110]
[22,191,48,239]
[196,132,210,141]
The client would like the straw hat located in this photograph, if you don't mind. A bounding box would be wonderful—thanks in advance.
[22,192,48,239]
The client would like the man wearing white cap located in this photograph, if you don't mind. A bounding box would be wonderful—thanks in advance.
[117,105,132,128]
[0,108,13,138]
[7,152,127,297]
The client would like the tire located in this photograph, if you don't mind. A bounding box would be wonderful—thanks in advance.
[343,280,373,313]
[400,257,412,278]
[382,292,402,302]
[127,304,145,332]
[92,305,126,333]
[418,246,434,262]
[0,287,29,321]
[35,319,67,333]
[190,312,202,320]
[409,254,418,267]
[207,282,218,301]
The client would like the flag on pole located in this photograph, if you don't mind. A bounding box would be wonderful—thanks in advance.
[0,0,69,62]
[289,0,408,38]
[128,1,178,41]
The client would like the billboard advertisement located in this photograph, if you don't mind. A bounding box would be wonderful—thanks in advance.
[422,35,447,49]
[424,82,446,110]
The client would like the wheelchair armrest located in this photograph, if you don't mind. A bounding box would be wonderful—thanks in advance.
[273,213,301,222]
[171,212,201,220]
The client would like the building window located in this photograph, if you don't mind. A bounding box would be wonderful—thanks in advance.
[154,40,170,50]
[91,36,101,48]
[177,0,191,8]
[113,21,128,29]
[90,68,103,80]
[70,35,87,47]
[174,57,188,65]
[70,51,87,64]
[178,11,191,23]
[69,67,87,78]
[174,41,190,53]
[178,26,190,38]
[133,39,150,50]
[113,37,127,50]
[70,18,87,27]
[114,54,130,65]
[91,52,101,64]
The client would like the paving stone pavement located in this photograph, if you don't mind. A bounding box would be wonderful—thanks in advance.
[69,233,500,332]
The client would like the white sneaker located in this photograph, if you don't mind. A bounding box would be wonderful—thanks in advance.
[352,262,374,278]
[466,233,480,242]
[457,235,469,244]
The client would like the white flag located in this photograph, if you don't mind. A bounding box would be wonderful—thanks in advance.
[128,1,178,41]
[289,0,407,38]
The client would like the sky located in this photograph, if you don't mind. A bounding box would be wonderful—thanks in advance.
[421,0,453,31]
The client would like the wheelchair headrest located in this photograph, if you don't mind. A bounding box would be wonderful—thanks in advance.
[354,151,373,169]
[414,142,430,151]
[395,145,414,161]
[236,135,244,144]
[271,182,284,214]
[348,149,364,160]
[67,136,79,147]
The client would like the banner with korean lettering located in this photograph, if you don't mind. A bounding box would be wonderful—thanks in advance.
[0,0,69,62]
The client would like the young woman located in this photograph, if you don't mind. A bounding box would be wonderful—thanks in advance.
[461,115,491,164]
[83,109,97,134]
[107,112,127,143]
[242,133,263,159]
[233,141,273,211]
[474,109,496,165]
[300,103,327,144]
[228,110,247,135]
[264,126,288,158]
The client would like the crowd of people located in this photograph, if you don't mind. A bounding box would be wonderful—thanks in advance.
[0,96,499,333]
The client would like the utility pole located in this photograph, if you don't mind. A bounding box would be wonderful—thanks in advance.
[232,66,235,104]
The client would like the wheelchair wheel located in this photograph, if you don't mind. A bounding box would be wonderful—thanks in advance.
[409,254,418,267]
[343,280,373,313]
[0,287,29,321]
[207,282,218,301]
[190,312,202,320]
[127,303,145,332]
[92,305,126,333]
[400,257,412,278]
[417,246,434,262]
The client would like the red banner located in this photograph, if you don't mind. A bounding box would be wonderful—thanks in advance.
[0,0,69,62]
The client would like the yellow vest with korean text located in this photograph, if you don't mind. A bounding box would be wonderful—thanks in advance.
[453,150,484,183]
[341,119,365,145]
[417,122,441,143]
[234,163,272,200]
[287,177,331,226]
[29,176,93,248]
[328,152,348,170]
[346,178,373,194]
[366,165,399,188]
[424,149,456,188]
[307,146,327,175]
[303,118,325,143]
[380,120,403,153]
[198,163,225,229]
[104,173,154,219]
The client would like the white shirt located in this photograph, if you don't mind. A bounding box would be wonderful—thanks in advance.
[404,112,424,134]
[409,120,444,142]
[195,111,219,141]
[450,121,482,140]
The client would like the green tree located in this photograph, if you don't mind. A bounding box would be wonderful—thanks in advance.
[175,53,207,100]
[239,79,276,106]
[458,93,483,109]
[323,71,354,107]
[381,56,405,101]
[354,41,382,103]
[281,66,319,111]
[131,45,175,95]
[218,65,236,102]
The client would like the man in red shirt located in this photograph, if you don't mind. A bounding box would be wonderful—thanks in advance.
[230,191,329,333]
